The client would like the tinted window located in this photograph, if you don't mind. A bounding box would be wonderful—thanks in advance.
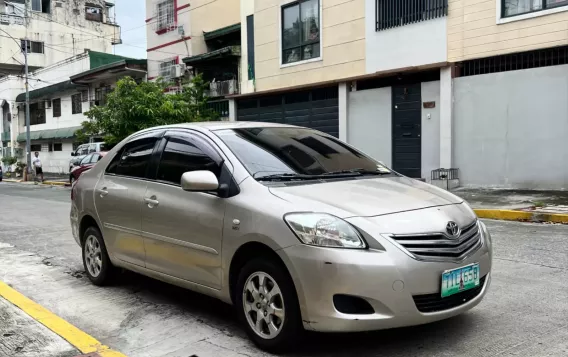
[90,154,100,164]
[215,127,381,178]
[156,136,220,185]
[81,154,93,165]
[106,138,157,178]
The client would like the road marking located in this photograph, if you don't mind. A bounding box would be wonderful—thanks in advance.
[0,280,127,357]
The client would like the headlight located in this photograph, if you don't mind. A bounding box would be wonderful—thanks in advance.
[284,213,367,249]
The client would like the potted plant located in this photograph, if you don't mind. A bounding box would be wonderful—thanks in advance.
[15,161,26,178]
[1,156,17,177]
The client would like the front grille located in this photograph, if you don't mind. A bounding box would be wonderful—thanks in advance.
[413,276,487,313]
[390,220,481,261]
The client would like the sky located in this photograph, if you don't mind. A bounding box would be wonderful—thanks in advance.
[112,0,148,59]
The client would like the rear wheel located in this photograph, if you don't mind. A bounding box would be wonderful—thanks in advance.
[235,258,303,353]
[82,227,115,286]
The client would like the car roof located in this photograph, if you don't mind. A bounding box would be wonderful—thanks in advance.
[155,121,301,132]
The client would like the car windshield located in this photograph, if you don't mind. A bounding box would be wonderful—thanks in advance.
[215,127,391,180]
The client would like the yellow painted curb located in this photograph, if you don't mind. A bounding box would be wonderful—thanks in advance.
[0,280,127,357]
[43,181,67,186]
[474,209,568,224]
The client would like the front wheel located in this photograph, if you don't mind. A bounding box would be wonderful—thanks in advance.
[235,258,303,353]
[82,227,115,286]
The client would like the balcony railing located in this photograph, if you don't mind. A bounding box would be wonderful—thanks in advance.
[0,13,25,26]
[209,79,239,98]
[1,132,10,142]
[375,0,448,31]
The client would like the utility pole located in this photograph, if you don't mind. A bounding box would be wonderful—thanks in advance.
[24,0,31,177]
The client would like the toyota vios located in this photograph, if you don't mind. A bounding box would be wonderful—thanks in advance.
[70,122,492,352]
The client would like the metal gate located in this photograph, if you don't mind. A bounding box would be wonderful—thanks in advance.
[236,86,339,137]
[392,84,421,178]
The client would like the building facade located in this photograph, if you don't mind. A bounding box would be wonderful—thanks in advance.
[0,51,146,174]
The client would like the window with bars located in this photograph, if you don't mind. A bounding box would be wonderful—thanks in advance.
[52,98,61,117]
[20,40,44,54]
[85,6,103,22]
[28,102,46,125]
[281,0,320,65]
[375,0,448,31]
[95,86,112,106]
[502,0,568,17]
[159,59,176,79]
[71,94,82,114]
[156,0,175,31]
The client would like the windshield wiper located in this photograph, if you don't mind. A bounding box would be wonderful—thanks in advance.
[256,173,320,182]
[323,168,390,176]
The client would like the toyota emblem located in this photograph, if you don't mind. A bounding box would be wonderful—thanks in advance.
[446,221,460,238]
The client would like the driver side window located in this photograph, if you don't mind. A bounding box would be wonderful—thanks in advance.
[156,136,220,185]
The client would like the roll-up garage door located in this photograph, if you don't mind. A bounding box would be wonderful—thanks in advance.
[236,86,339,137]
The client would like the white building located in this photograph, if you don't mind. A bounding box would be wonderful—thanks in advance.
[0,51,146,174]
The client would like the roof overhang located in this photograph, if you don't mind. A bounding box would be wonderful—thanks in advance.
[182,46,241,67]
[16,126,82,142]
[15,81,87,103]
[70,59,147,84]
[203,23,241,42]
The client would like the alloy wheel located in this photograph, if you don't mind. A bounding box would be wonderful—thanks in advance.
[84,235,102,277]
[242,272,285,340]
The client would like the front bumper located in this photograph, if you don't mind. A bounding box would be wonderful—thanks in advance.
[279,224,492,333]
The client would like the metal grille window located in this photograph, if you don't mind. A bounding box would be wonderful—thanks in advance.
[71,94,82,114]
[52,98,61,117]
[28,102,46,125]
[156,0,175,31]
[85,6,103,22]
[375,0,448,31]
[159,59,176,79]
[282,0,320,65]
[457,45,568,77]
[95,86,112,106]
[503,0,568,17]
[20,40,44,54]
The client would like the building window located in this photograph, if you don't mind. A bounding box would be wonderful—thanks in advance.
[53,143,63,151]
[502,0,568,17]
[28,102,46,125]
[94,86,112,106]
[247,15,255,80]
[21,40,44,54]
[71,94,82,114]
[282,0,320,65]
[52,98,61,117]
[30,144,41,152]
[31,0,50,13]
[156,0,175,32]
[159,59,176,79]
[375,0,448,31]
[85,6,103,22]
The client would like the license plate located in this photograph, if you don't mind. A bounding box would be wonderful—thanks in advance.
[441,263,480,298]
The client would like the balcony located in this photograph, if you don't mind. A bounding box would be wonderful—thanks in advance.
[209,79,239,97]
[1,132,10,142]
[0,13,25,26]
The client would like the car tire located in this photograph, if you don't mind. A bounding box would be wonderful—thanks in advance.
[82,226,115,286]
[235,257,303,353]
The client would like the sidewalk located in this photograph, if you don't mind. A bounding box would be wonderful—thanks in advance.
[0,296,79,357]
[3,172,69,186]
[453,188,568,223]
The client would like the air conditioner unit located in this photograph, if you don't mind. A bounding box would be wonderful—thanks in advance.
[170,64,186,78]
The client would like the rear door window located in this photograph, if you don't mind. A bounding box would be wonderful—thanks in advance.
[106,137,159,178]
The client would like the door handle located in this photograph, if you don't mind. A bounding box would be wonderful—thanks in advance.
[402,132,412,137]
[97,188,108,197]
[144,196,159,208]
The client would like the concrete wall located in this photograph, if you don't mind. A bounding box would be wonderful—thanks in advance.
[347,87,392,165]
[252,0,365,92]
[448,0,568,62]
[421,81,440,181]
[365,0,446,73]
[454,65,568,189]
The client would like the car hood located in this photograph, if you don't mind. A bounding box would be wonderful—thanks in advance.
[268,176,463,218]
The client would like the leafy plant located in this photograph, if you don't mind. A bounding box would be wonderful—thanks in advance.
[76,74,219,146]
[1,156,17,168]
[14,161,26,175]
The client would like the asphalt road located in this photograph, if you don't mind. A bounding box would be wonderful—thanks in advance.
[0,182,567,357]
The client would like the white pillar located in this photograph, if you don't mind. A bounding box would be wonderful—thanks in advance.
[439,67,453,168]
[228,98,237,122]
[338,82,348,141]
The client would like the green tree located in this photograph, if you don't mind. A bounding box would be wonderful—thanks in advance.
[76,74,219,146]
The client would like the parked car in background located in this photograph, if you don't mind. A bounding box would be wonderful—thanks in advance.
[69,152,106,183]
[69,142,106,172]
[70,123,492,352]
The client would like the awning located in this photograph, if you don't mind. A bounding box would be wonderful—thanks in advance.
[15,81,86,103]
[183,46,241,66]
[16,126,82,142]
[70,59,147,84]
[203,23,241,41]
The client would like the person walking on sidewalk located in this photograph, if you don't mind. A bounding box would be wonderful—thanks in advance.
[32,152,44,183]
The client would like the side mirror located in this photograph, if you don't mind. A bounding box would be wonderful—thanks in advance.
[181,170,219,192]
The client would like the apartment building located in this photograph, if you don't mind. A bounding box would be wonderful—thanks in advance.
[0,0,121,75]
[0,51,146,173]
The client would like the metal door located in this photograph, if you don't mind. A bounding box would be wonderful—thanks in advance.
[392,84,421,178]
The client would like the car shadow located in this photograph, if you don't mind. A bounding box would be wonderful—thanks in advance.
[114,270,479,356]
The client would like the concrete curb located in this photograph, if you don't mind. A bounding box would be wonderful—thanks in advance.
[474,209,568,224]
[2,179,68,186]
